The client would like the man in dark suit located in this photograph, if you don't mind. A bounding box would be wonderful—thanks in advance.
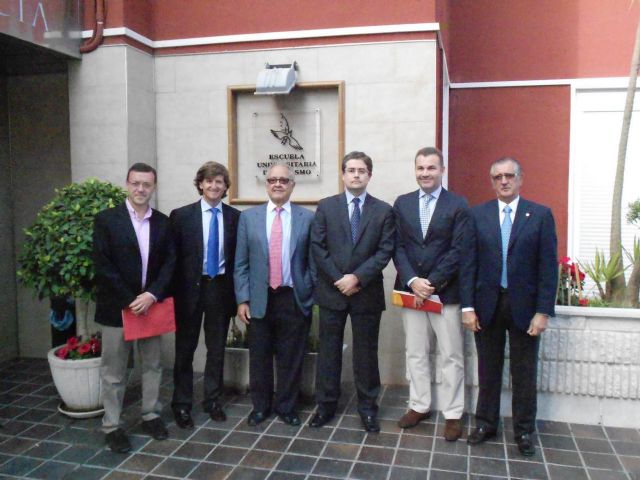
[234,163,315,427]
[310,151,395,432]
[461,157,558,456]
[170,161,240,428]
[393,147,470,441]
[93,163,175,453]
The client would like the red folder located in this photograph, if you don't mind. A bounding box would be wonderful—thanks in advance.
[122,297,176,341]
[392,289,443,314]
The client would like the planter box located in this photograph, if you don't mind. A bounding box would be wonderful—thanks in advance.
[47,347,103,414]
[223,348,318,398]
[456,306,640,427]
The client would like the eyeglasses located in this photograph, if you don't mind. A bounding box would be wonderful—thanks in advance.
[345,168,369,175]
[266,177,291,185]
[491,173,517,182]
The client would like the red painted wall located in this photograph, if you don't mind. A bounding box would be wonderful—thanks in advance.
[448,86,570,254]
[446,0,640,82]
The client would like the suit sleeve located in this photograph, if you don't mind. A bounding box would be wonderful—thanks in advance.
[352,206,395,288]
[92,212,137,308]
[428,201,471,292]
[392,199,418,287]
[311,203,344,282]
[536,208,558,316]
[146,220,176,301]
[233,212,251,304]
[459,212,478,309]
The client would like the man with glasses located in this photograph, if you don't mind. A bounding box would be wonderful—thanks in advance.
[234,163,315,426]
[93,163,175,452]
[461,157,558,456]
[170,162,240,428]
[309,151,395,432]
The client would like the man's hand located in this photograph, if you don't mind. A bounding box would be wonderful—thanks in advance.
[527,313,548,336]
[237,303,251,325]
[334,274,360,296]
[410,278,435,299]
[462,310,481,332]
[128,292,156,316]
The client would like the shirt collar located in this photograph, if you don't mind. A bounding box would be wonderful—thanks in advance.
[345,190,367,205]
[125,199,152,220]
[498,196,520,212]
[267,200,291,214]
[201,197,222,212]
[419,185,442,200]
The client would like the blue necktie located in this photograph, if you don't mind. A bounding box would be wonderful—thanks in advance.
[207,207,219,277]
[351,197,361,244]
[500,205,512,288]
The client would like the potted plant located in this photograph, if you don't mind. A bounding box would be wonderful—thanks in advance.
[17,178,126,416]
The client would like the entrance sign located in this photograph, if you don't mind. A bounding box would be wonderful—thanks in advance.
[228,81,345,205]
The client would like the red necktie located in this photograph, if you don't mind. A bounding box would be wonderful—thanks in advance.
[269,207,283,289]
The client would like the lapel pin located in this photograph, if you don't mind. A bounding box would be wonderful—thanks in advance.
[526,212,531,217]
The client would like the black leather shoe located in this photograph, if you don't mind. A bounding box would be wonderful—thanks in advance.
[361,415,380,433]
[277,411,301,426]
[173,408,194,429]
[208,403,227,422]
[105,428,132,453]
[516,433,536,456]
[309,412,335,428]
[142,417,168,440]
[247,410,271,426]
[467,426,497,445]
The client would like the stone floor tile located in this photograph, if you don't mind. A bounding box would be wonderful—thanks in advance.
[312,457,352,478]
[275,453,316,474]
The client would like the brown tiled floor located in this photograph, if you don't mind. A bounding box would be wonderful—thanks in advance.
[1,357,639,479]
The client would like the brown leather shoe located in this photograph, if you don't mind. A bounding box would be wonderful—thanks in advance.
[397,409,430,429]
[443,418,462,441]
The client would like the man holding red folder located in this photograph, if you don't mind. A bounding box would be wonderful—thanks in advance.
[392,147,471,441]
[93,163,176,453]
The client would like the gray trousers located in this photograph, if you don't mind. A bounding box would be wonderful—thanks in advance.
[101,326,163,433]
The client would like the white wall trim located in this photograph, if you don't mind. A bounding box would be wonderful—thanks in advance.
[81,23,439,50]
[450,76,630,90]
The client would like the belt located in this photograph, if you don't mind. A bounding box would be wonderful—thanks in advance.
[268,286,293,294]
[201,274,224,283]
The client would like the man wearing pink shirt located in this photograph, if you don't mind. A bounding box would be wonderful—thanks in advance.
[93,163,176,453]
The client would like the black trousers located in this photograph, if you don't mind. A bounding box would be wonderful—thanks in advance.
[172,275,231,412]
[474,290,540,437]
[248,287,311,415]
[315,307,381,417]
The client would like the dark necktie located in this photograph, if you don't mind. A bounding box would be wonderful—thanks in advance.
[351,197,361,244]
[207,207,219,277]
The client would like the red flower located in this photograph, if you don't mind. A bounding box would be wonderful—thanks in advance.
[89,338,101,355]
[56,346,70,359]
[77,343,92,355]
[66,336,79,350]
[579,298,589,306]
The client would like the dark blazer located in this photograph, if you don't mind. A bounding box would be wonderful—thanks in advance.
[393,188,470,305]
[234,203,315,318]
[311,192,395,313]
[93,203,176,327]
[460,197,558,331]
[170,200,240,319]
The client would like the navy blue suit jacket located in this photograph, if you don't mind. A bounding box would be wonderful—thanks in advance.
[393,188,470,305]
[460,197,558,331]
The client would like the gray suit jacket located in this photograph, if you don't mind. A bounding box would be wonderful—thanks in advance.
[234,203,315,318]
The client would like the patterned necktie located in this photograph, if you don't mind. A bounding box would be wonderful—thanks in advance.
[207,207,219,277]
[500,205,513,288]
[269,207,283,289]
[420,194,434,238]
[350,197,361,243]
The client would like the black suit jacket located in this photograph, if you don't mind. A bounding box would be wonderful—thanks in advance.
[170,200,240,320]
[393,188,470,305]
[460,197,558,331]
[311,192,395,313]
[93,203,176,327]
